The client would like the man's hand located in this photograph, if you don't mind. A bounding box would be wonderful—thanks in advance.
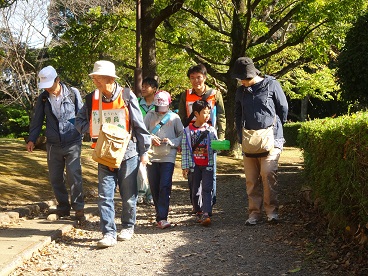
[26,141,35,153]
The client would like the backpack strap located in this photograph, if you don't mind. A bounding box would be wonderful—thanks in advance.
[151,111,172,135]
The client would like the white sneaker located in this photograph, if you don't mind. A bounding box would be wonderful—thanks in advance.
[267,214,279,223]
[157,220,171,229]
[245,217,259,226]
[117,228,134,241]
[97,234,117,248]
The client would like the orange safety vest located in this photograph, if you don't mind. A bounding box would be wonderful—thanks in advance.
[90,89,130,148]
[185,89,217,126]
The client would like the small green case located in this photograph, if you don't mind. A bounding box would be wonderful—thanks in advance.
[211,140,230,150]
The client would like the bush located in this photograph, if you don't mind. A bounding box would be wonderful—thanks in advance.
[298,112,368,230]
[0,105,30,138]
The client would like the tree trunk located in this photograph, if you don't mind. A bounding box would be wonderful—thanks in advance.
[301,95,309,121]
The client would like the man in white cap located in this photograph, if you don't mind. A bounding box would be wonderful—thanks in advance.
[75,60,151,248]
[27,65,85,220]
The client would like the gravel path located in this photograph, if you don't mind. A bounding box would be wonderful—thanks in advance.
[10,153,345,276]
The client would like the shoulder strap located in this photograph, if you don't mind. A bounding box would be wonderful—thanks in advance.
[201,89,213,102]
[151,111,172,135]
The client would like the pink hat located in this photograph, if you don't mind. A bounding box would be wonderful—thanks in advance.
[154,91,172,106]
[154,91,171,113]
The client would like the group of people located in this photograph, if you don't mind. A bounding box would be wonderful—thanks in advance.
[26,57,288,248]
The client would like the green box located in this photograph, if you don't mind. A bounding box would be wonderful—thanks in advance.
[211,140,230,150]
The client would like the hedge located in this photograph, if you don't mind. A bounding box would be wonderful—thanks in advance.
[298,112,368,230]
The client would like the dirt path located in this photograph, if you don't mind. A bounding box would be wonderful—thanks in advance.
[9,148,345,275]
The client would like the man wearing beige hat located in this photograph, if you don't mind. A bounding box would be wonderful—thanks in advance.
[27,65,85,221]
[75,60,151,248]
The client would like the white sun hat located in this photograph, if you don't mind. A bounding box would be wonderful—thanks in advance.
[38,66,57,89]
[89,60,119,78]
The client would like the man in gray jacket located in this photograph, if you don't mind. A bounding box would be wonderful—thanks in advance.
[75,60,151,248]
[27,66,85,220]
[233,57,288,226]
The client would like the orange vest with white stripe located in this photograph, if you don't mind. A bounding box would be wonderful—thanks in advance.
[185,89,217,126]
[90,89,130,142]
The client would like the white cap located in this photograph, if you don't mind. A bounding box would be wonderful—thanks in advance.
[38,66,57,89]
[89,60,119,78]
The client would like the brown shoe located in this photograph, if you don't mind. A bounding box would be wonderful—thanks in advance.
[75,209,85,221]
[55,210,70,217]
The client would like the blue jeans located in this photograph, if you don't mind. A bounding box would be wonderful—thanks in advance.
[147,162,174,222]
[46,143,84,212]
[190,166,214,214]
[98,155,139,237]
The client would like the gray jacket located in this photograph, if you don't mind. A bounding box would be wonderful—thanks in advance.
[75,83,151,160]
[28,83,83,147]
[235,75,289,149]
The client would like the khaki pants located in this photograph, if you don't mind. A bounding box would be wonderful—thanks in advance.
[243,148,281,219]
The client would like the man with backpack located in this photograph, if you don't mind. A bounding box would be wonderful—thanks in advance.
[26,65,85,221]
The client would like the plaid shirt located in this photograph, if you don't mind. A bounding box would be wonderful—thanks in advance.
[181,123,217,169]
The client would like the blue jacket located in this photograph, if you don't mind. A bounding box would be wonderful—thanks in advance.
[235,75,288,149]
[28,83,83,147]
[75,83,151,161]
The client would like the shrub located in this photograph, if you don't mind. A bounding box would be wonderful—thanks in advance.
[298,112,368,230]
[0,105,30,138]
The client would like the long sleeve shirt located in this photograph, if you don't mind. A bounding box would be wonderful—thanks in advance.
[144,110,184,163]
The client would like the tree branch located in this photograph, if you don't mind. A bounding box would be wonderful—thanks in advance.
[249,2,301,47]
[150,0,185,30]
[182,7,231,37]
[254,20,328,63]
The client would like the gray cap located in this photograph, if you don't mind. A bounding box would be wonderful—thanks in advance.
[231,57,260,80]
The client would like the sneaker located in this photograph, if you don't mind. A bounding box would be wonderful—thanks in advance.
[200,214,211,227]
[55,210,70,218]
[137,196,144,204]
[97,234,117,248]
[145,197,154,206]
[117,228,134,241]
[195,212,203,223]
[245,217,259,226]
[157,220,171,229]
[267,214,279,223]
[74,209,85,221]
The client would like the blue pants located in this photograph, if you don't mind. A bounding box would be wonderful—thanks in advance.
[98,155,139,237]
[46,143,84,212]
[190,166,214,214]
[147,162,174,222]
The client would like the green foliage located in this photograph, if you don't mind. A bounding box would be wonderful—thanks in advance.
[298,112,368,229]
[48,6,136,93]
[283,122,302,147]
[281,65,339,100]
[0,105,29,137]
[337,12,368,108]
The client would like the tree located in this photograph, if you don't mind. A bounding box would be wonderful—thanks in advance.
[0,0,51,115]
[157,0,367,145]
[337,12,368,110]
